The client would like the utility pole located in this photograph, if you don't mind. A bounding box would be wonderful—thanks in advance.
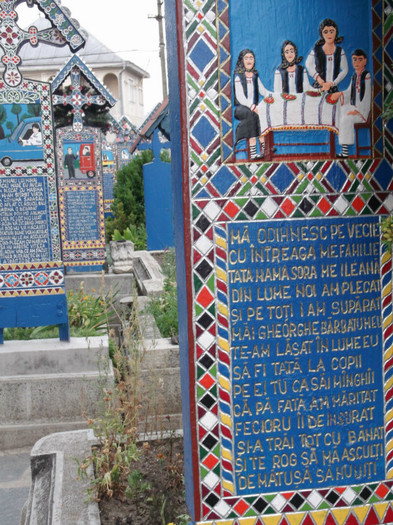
[149,0,168,99]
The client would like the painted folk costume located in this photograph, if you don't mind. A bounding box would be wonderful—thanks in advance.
[336,53,371,157]
[274,40,313,93]
[233,49,267,157]
[306,19,348,93]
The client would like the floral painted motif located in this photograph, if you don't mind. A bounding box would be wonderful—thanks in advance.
[0,0,85,87]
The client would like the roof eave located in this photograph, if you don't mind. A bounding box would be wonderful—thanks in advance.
[20,60,150,78]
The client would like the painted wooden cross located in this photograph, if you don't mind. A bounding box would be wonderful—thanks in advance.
[0,0,84,87]
[52,66,107,132]
[0,0,86,343]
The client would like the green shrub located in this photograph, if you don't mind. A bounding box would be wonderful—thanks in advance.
[111,225,147,250]
[77,291,146,502]
[105,150,153,244]
[67,282,116,336]
[382,216,393,253]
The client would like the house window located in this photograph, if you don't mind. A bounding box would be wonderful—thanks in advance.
[128,79,136,104]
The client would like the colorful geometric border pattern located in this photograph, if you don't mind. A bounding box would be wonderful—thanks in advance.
[0,81,62,261]
[0,261,65,297]
[192,220,393,525]
[192,217,393,523]
[382,244,393,477]
[196,504,393,525]
[35,0,86,52]
[183,0,393,523]
[55,127,106,268]
[185,0,390,204]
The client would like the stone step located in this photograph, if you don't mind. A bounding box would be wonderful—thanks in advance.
[131,250,165,296]
[0,336,109,376]
[0,336,112,449]
[122,336,182,417]
[0,372,108,424]
[1,421,89,451]
[65,272,134,306]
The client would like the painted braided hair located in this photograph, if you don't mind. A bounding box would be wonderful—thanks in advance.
[234,49,258,75]
[278,40,303,70]
[315,18,344,46]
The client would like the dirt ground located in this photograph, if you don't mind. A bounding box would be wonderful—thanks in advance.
[98,438,189,525]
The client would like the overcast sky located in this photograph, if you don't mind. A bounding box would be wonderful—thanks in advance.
[17,0,166,116]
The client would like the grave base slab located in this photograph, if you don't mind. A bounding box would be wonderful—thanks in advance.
[0,336,112,449]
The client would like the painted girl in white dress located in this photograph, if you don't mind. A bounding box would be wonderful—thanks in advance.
[233,49,268,159]
[305,18,348,93]
[274,40,313,94]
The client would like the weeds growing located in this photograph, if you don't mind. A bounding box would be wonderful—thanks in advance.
[75,281,188,523]
[4,281,114,340]
[147,249,178,339]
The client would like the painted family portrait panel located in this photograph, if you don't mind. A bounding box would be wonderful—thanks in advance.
[165,0,393,521]
[226,0,376,163]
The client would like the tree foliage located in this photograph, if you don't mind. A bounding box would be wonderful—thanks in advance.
[105,149,153,242]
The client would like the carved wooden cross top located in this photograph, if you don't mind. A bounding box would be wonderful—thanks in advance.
[52,66,106,132]
[0,0,85,87]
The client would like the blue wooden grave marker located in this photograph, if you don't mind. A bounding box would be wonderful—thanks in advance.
[52,54,116,272]
[0,0,86,343]
[142,129,174,250]
[166,0,393,524]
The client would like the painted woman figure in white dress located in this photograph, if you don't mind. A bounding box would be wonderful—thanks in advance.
[233,49,268,159]
[306,18,348,93]
[274,40,313,93]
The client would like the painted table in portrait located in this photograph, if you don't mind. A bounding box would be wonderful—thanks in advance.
[166,0,393,524]
[224,0,378,162]
[0,0,86,342]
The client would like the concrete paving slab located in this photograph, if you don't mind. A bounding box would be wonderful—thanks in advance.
[0,447,31,525]
[21,430,100,524]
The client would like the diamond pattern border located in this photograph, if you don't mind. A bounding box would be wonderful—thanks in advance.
[183,0,393,523]
[192,218,393,523]
[0,82,62,262]
[56,127,106,268]
[0,261,65,297]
